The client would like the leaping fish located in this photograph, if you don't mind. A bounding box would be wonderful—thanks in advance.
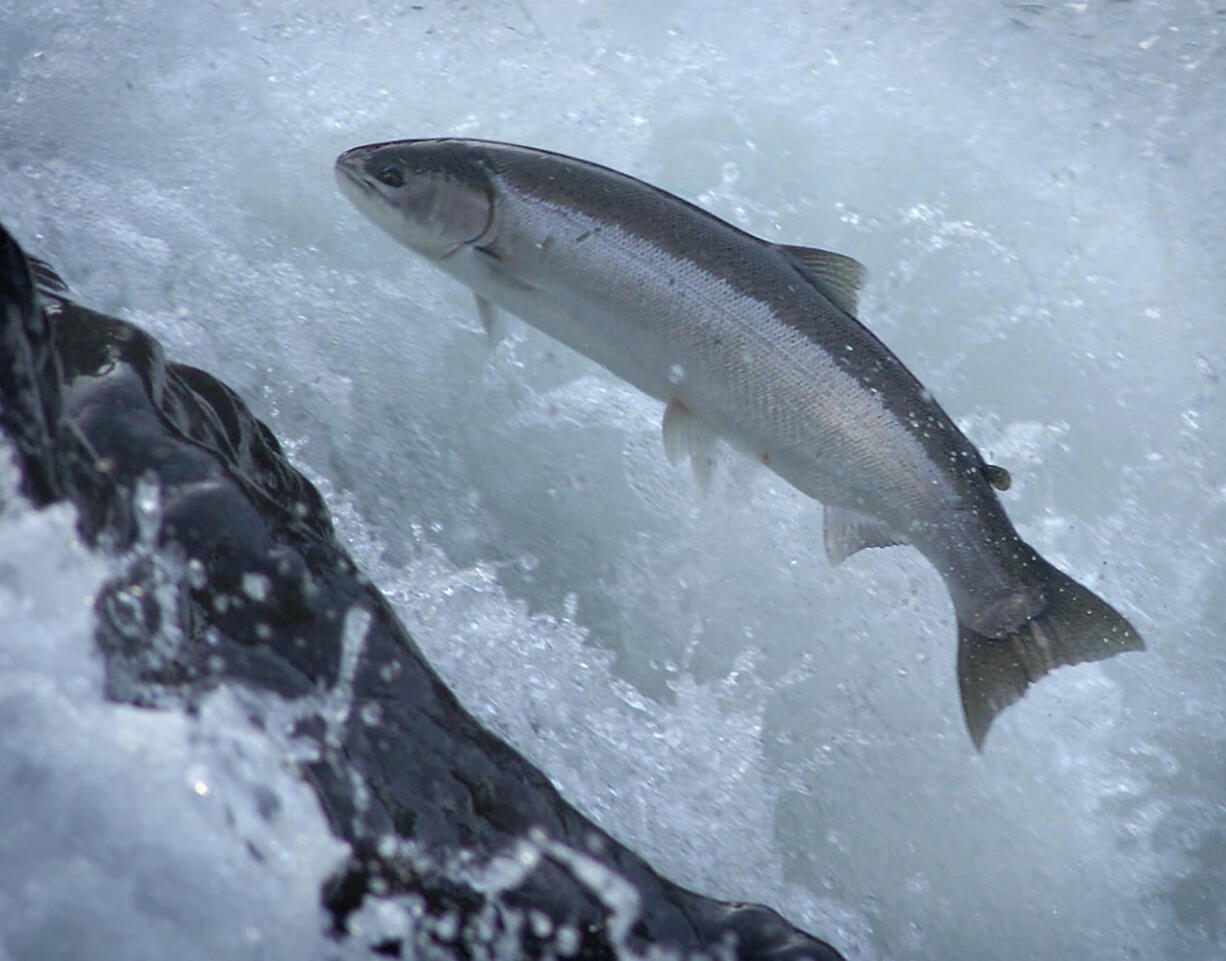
[334,138,1143,748]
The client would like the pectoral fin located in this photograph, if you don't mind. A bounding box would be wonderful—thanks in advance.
[823,505,908,565]
[662,398,717,489]
[475,295,507,346]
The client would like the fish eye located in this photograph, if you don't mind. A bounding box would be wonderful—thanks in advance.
[376,166,404,188]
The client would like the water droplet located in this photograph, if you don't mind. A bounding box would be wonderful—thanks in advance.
[133,475,162,543]
[433,912,458,942]
[529,910,553,938]
[360,703,382,726]
[555,925,580,956]
[242,571,271,601]
[377,834,399,859]
[187,559,208,589]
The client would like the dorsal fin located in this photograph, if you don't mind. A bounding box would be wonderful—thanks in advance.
[778,244,866,318]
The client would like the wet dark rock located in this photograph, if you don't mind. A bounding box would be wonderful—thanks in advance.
[0,222,844,961]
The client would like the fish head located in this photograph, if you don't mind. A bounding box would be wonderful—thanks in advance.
[335,140,494,258]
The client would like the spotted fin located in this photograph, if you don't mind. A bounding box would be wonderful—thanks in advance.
[823,505,908,565]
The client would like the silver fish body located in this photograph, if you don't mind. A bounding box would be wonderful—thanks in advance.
[336,138,1142,747]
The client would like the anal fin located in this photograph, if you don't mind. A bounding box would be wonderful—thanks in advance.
[823,505,908,565]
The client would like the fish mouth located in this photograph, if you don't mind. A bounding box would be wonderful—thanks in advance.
[334,149,373,192]
[334,152,383,215]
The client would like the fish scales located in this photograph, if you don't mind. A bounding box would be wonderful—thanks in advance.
[465,164,957,524]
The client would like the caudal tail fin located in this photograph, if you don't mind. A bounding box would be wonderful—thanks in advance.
[957,561,1144,750]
